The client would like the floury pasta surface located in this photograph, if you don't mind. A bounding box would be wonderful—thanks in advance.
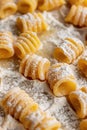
[0,3,87,130]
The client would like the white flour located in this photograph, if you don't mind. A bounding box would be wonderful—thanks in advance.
[0,5,87,130]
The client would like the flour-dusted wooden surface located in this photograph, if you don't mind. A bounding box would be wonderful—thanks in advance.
[0,5,87,130]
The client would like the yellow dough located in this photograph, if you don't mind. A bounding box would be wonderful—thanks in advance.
[80,119,87,130]
[69,89,87,118]
[17,0,38,14]
[0,0,17,19]
[81,86,87,93]
[38,0,65,11]
[69,0,87,6]
[35,116,61,130]
[19,54,50,81]
[14,95,33,119]
[14,31,41,59]
[16,12,48,33]
[0,31,14,59]
[78,56,87,77]
[53,37,84,64]
[1,87,61,130]
[65,5,87,27]
[47,63,77,96]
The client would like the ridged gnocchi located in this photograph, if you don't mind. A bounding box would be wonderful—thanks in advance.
[16,12,48,33]
[53,37,84,64]
[14,31,41,59]
[0,0,17,19]
[65,5,87,27]
[0,31,14,59]
[47,63,77,96]
[38,0,65,11]
[78,56,87,77]
[69,87,87,118]
[17,0,38,14]
[1,87,61,130]
[19,54,50,81]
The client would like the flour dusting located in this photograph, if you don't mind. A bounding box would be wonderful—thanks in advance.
[0,5,87,130]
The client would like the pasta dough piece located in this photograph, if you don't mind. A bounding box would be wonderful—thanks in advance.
[69,89,87,118]
[53,37,84,64]
[80,119,87,130]
[17,0,37,14]
[0,31,14,59]
[1,87,38,128]
[14,31,41,59]
[19,54,50,81]
[0,0,17,19]
[78,56,87,77]
[35,116,60,130]
[38,0,65,11]
[65,5,87,27]
[16,12,48,33]
[47,63,77,96]
[14,94,34,119]
[1,87,61,130]
[68,0,87,6]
